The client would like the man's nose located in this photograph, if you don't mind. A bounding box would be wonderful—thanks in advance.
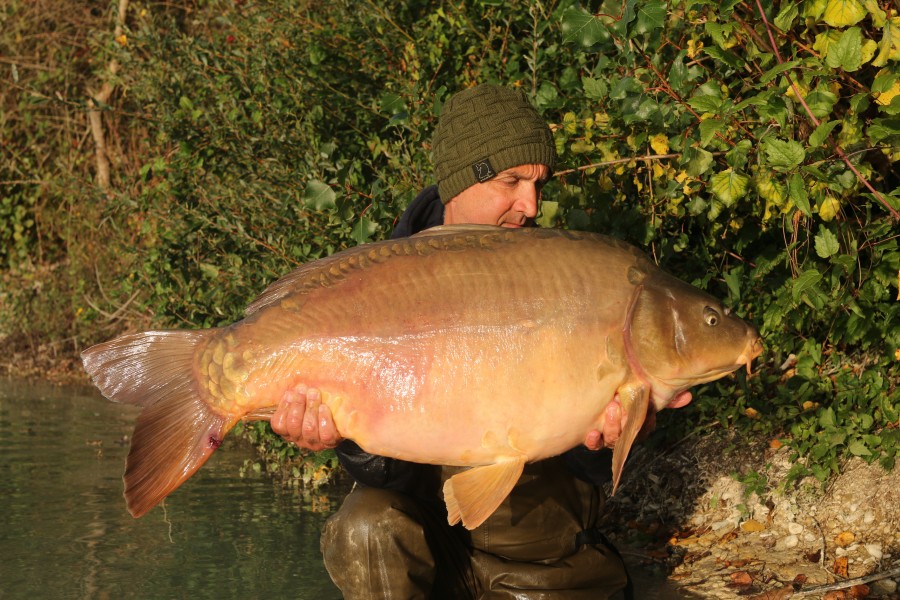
[514,185,540,217]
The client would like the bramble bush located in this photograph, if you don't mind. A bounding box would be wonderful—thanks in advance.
[2,0,898,489]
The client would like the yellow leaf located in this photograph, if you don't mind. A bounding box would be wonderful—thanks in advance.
[863,0,887,27]
[650,133,669,155]
[741,519,766,533]
[115,34,128,46]
[818,196,841,221]
[813,30,842,56]
[861,38,878,64]
[873,18,900,67]
[652,162,665,178]
[875,78,900,106]
[675,170,689,183]
[823,0,866,27]
[687,39,703,59]
[745,407,759,419]
[563,112,578,135]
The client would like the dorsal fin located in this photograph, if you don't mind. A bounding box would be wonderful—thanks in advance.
[412,224,504,237]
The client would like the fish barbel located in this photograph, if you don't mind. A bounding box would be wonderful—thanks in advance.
[82,225,762,529]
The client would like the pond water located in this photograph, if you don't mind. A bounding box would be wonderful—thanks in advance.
[1,379,687,599]
[0,379,342,599]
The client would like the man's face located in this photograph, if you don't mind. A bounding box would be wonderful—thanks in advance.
[443,164,550,228]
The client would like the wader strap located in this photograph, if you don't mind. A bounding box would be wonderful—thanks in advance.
[575,528,634,600]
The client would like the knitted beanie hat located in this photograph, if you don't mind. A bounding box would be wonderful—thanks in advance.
[432,84,557,203]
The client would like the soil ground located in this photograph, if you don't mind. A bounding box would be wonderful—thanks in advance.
[6,341,898,599]
[603,432,900,599]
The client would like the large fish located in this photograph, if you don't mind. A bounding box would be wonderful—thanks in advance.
[82,225,762,529]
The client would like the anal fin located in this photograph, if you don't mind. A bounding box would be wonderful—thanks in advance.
[443,456,526,530]
[610,383,650,493]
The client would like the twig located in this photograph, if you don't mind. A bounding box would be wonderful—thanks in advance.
[555,151,728,177]
[793,565,900,597]
[555,153,682,176]
[82,290,140,323]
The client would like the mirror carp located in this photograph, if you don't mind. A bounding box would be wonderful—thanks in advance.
[82,225,763,529]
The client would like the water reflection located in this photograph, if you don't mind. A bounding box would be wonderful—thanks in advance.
[0,380,342,599]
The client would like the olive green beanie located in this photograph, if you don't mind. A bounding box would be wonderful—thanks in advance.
[433,84,557,203]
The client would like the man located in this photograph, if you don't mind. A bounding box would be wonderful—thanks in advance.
[272,84,685,598]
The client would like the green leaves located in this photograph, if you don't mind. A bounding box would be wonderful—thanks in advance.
[301,180,336,210]
[560,7,609,48]
[814,226,840,258]
[762,138,806,169]
[825,27,863,71]
[809,120,840,147]
[710,169,750,205]
[634,0,665,35]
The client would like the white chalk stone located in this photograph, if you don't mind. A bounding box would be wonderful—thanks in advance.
[865,543,883,560]
[778,534,799,549]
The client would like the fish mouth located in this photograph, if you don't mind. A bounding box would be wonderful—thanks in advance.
[739,336,764,375]
[658,335,764,389]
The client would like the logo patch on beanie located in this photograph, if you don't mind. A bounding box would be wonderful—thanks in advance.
[472,158,496,183]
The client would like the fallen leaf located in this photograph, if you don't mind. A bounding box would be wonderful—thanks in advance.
[823,587,868,600]
[850,584,870,598]
[719,528,740,544]
[730,570,754,586]
[741,519,767,533]
[833,555,849,578]
[835,531,856,547]
[804,549,823,563]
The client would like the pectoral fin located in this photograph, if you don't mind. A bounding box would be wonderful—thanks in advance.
[610,383,650,493]
[443,456,526,530]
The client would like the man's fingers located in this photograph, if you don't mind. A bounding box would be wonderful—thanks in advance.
[603,400,622,446]
[302,387,321,444]
[318,404,339,448]
[583,429,603,451]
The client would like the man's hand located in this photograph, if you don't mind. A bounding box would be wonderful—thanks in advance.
[270,385,341,451]
[582,391,692,451]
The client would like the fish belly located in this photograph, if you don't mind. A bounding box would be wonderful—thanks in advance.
[199,232,639,467]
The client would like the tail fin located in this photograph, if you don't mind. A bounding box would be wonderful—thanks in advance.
[81,331,235,518]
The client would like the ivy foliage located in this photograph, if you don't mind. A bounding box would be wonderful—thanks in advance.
[1,0,898,487]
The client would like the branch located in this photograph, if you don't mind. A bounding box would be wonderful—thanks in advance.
[555,153,682,177]
[792,565,900,597]
[87,0,128,191]
[555,151,728,177]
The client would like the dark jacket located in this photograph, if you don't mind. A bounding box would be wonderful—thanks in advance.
[334,185,614,493]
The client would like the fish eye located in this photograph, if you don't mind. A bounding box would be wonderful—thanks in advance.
[703,307,720,327]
